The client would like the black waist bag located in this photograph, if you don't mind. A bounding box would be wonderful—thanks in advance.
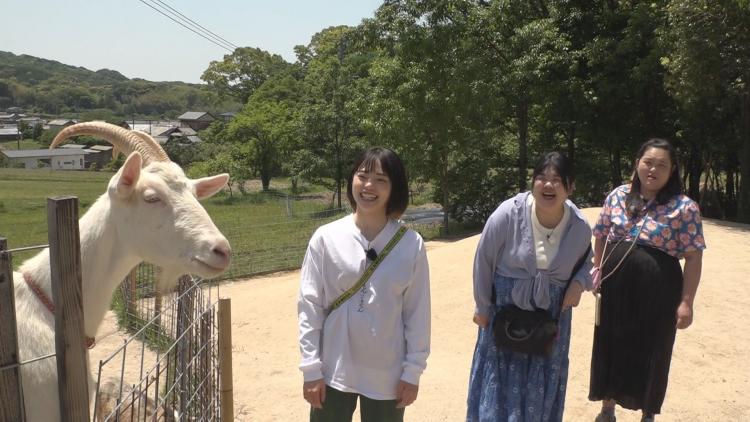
[491,244,591,357]
[492,306,558,357]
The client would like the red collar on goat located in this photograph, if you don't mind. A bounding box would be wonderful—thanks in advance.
[22,271,96,349]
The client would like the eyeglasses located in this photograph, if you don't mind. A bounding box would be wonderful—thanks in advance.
[533,176,563,187]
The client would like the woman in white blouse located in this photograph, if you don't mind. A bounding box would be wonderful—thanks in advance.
[298,147,431,422]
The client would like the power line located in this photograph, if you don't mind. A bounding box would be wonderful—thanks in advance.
[136,0,235,53]
[139,0,235,51]
[151,0,239,50]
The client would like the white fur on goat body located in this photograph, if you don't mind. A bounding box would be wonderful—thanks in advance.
[12,127,231,421]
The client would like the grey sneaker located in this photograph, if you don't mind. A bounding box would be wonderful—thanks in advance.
[594,411,616,422]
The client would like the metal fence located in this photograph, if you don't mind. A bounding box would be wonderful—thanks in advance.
[207,193,444,281]
[95,276,227,421]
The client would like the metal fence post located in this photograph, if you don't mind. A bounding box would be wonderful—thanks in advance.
[0,237,25,421]
[218,298,234,420]
[47,196,90,421]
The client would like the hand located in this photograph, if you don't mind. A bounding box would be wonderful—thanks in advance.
[473,313,489,328]
[303,379,326,409]
[562,282,585,311]
[676,301,693,329]
[395,380,419,408]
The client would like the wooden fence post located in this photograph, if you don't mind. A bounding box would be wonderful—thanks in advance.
[0,237,25,422]
[218,298,234,421]
[47,196,90,422]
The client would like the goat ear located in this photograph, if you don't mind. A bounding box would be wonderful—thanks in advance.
[193,173,229,199]
[116,152,142,197]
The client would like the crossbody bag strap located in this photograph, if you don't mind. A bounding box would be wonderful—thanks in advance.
[596,218,646,292]
[326,226,408,315]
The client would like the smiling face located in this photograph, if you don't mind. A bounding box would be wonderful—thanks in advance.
[636,147,673,199]
[531,167,571,213]
[351,159,392,217]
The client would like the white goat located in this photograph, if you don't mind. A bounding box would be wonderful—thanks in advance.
[11,122,231,422]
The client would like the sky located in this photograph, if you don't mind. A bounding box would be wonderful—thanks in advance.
[3,0,383,84]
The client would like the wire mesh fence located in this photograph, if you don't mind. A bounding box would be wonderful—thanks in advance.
[206,192,444,280]
[95,276,222,421]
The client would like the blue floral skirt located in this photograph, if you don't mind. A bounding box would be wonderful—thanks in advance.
[466,274,572,422]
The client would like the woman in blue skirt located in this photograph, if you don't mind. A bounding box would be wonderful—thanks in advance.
[467,152,593,422]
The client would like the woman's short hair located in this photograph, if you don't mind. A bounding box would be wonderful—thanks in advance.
[626,138,683,215]
[346,147,409,217]
[532,152,574,191]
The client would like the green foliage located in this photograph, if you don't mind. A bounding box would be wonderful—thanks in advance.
[201,47,291,104]
[0,50,239,117]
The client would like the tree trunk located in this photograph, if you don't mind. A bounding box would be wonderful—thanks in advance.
[260,171,271,191]
[687,145,702,202]
[441,150,450,235]
[566,124,576,167]
[517,96,529,191]
[610,147,622,188]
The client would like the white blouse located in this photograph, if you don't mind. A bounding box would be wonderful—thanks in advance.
[297,215,431,400]
[528,195,571,270]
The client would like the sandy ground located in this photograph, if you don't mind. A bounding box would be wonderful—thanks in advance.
[94,208,750,421]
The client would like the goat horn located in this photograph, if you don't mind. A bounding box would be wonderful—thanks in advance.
[50,122,170,165]
[132,130,170,161]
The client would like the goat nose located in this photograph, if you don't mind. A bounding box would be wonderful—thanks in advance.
[212,239,232,264]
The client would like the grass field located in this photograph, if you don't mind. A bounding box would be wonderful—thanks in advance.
[0,138,43,151]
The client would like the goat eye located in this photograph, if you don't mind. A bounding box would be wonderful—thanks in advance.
[144,195,161,203]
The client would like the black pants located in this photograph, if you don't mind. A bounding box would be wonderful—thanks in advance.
[310,385,405,422]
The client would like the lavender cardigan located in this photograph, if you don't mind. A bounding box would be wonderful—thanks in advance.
[473,192,593,317]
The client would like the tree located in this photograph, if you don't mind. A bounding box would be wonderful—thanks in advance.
[226,73,303,191]
[201,47,291,104]
[297,26,372,207]
[661,0,750,221]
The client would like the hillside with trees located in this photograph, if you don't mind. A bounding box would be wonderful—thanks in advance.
[0,50,239,119]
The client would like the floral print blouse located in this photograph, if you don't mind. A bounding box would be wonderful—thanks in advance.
[593,184,706,259]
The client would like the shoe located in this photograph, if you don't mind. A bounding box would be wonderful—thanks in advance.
[640,415,655,422]
[594,411,616,422]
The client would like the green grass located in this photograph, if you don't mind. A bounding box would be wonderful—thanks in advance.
[0,168,114,263]
[0,138,42,151]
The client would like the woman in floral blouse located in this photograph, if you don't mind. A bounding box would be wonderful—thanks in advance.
[589,138,706,422]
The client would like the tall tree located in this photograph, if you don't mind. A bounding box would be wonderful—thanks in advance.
[298,26,371,207]
[202,47,291,104]
[227,72,303,191]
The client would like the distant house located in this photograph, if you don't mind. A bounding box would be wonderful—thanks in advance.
[219,112,237,122]
[177,111,215,131]
[47,119,77,130]
[88,145,113,166]
[156,127,201,144]
[1,149,85,170]
[0,127,20,141]
[58,143,113,168]
[18,116,44,128]
[59,144,86,149]
[0,113,23,124]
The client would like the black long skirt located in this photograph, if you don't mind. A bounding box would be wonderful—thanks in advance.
[589,242,683,415]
